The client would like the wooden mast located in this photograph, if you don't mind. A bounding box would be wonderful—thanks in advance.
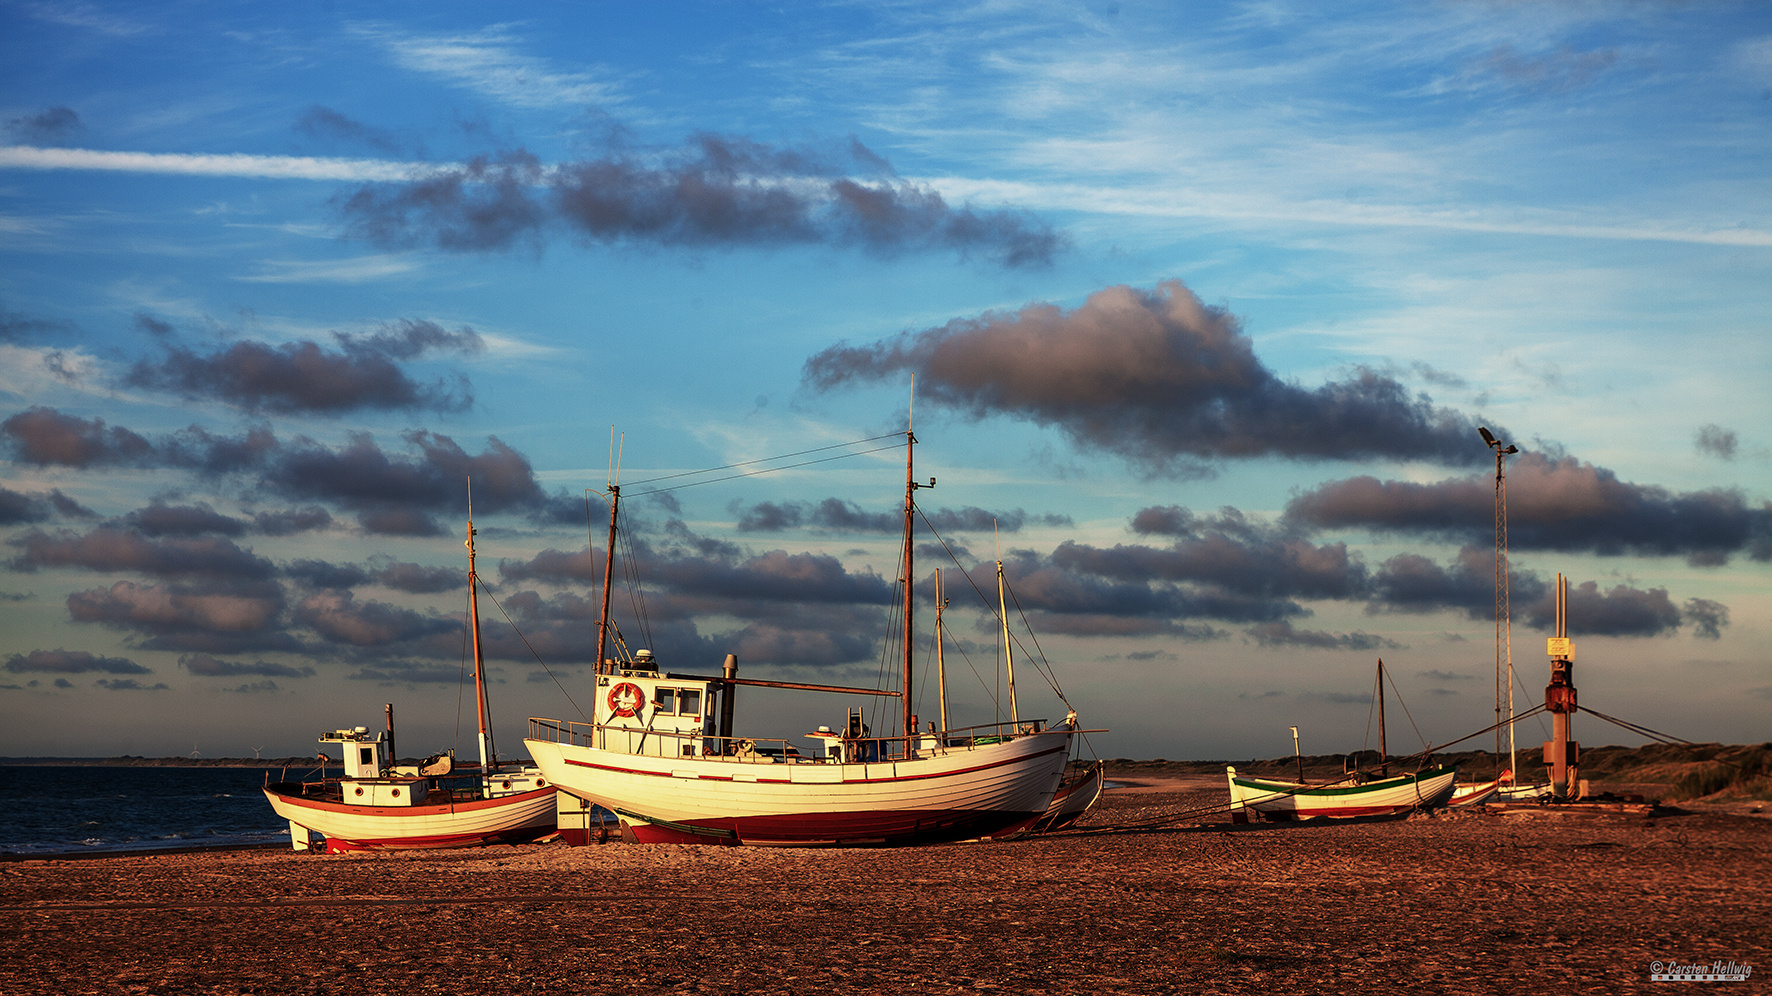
[594,484,619,676]
[466,482,495,771]
[1376,659,1387,778]
[996,523,1018,725]
[935,569,949,732]
[902,419,916,740]
[595,429,622,676]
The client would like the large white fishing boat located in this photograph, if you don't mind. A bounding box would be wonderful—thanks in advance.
[526,425,1092,846]
[263,506,556,851]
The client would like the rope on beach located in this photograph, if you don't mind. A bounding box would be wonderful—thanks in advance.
[1049,798,1244,836]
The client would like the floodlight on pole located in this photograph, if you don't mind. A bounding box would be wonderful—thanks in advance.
[1479,426,1519,785]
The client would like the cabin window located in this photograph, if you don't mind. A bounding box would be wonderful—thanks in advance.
[678,689,702,716]
[654,688,677,715]
[359,747,374,767]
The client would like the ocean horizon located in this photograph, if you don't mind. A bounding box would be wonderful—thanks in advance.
[0,764,302,857]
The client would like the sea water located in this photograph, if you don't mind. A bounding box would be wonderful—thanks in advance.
[0,765,295,856]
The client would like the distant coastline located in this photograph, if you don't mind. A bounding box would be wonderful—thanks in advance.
[0,756,318,768]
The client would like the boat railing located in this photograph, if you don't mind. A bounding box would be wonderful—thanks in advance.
[527,716,1050,761]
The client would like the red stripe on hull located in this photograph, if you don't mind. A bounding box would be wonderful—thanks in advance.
[622,807,1044,847]
[264,783,555,818]
[1282,804,1419,820]
[319,825,555,852]
[563,740,1069,785]
[264,783,557,851]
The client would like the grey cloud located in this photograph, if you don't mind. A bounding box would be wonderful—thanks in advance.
[9,527,276,579]
[124,319,482,415]
[294,589,455,647]
[1246,620,1399,651]
[2,407,154,468]
[284,559,372,590]
[225,681,283,694]
[804,281,1490,475]
[67,579,297,654]
[295,105,404,154]
[1286,453,1772,566]
[1518,580,1685,638]
[5,409,589,534]
[1365,547,1538,620]
[94,678,171,691]
[5,106,83,144]
[338,135,1063,268]
[1682,598,1729,641]
[346,662,474,685]
[373,560,460,594]
[961,551,1301,628]
[1475,44,1619,95]
[4,648,149,675]
[0,486,92,526]
[734,498,1068,534]
[161,425,282,475]
[1056,507,1369,602]
[1696,424,1737,461]
[263,430,556,536]
[649,549,893,607]
[120,499,248,537]
[0,308,73,343]
[253,506,334,536]
[179,652,314,679]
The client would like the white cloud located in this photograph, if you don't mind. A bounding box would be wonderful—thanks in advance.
[234,255,420,284]
[0,146,428,182]
[352,22,624,109]
[18,0,150,37]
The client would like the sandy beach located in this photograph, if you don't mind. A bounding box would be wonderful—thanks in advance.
[3,778,1765,995]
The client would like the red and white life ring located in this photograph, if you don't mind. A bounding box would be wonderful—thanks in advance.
[607,681,646,718]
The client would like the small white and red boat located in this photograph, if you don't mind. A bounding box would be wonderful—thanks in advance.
[526,425,1093,846]
[1448,771,1508,809]
[264,508,556,852]
[1227,765,1459,821]
[1024,759,1106,834]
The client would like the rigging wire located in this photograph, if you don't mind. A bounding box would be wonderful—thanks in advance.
[1003,579,1069,706]
[616,523,653,656]
[1382,665,1430,751]
[625,437,905,497]
[1576,705,1757,774]
[474,574,586,720]
[914,508,1069,704]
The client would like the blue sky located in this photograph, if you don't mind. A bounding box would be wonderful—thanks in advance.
[1,1,1767,763]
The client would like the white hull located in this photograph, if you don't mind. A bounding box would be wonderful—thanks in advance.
[263,782,557,851]
[1449,777,1504,809]
[526,729,1072,846]
[1228,765,1458,820]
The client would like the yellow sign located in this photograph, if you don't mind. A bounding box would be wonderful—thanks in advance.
[1546,637,1573,658]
